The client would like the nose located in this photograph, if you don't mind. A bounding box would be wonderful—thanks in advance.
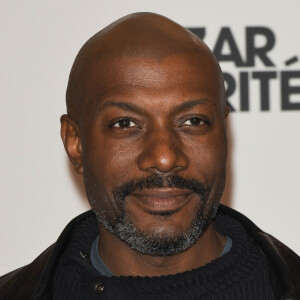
[137,128,188,174]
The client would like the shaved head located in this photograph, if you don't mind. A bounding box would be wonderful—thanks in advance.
[66,12,224,121]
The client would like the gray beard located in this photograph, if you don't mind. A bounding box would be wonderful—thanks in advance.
[96,202,219,256]
[84,171,222,256]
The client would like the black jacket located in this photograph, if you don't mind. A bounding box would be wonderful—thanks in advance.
[0,205,299,300]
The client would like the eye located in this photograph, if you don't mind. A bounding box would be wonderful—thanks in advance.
[111,118,138,129]
[182,117,206,126]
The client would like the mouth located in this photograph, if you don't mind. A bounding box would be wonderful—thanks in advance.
[130,188,194,215]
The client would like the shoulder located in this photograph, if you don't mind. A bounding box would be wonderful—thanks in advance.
[0,210,95,299]
[258,231,300,298]
[219,204,300,299]
[0,244,54,299]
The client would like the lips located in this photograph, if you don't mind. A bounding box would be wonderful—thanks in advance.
[130,188,194,214]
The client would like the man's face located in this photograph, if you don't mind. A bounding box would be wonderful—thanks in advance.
[79,53,228,255]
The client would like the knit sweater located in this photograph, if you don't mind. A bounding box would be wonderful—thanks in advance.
[53,212,275,300]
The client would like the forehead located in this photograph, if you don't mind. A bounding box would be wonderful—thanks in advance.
[83,53,224,110]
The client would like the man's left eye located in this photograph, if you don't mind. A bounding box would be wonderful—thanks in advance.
[182,117,205,126]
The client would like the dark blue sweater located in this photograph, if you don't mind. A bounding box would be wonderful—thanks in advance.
[53,211,275,299]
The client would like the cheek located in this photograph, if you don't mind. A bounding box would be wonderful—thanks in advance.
[187,130,227,183]
[83,130,140,188]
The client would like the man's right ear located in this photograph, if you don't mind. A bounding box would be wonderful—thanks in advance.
[60,114,83,175]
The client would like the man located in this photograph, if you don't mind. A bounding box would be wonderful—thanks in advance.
[0,12,299,299]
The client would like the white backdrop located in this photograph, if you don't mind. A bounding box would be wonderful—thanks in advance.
[1,0,299,276]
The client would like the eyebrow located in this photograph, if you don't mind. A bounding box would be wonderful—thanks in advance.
[96,98,211,116]
[172,98,210,113]
[97,101,145,115]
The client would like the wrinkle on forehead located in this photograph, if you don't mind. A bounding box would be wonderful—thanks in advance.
[66,12,223,121]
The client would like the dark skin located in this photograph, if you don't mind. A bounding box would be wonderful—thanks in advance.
[61,13,229,277]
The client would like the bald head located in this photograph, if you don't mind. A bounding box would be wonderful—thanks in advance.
[66,12,224,121]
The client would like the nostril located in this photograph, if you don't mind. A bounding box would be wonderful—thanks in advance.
[146,165,183,175]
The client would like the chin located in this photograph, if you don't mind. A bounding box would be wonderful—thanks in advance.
[98,204,218,256]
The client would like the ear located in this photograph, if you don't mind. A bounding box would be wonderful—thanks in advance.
[224,105,230,129]
[224,105,230,118]
[60,114,83,175]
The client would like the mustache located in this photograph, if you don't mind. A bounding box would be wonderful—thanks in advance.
[113,174,211,204]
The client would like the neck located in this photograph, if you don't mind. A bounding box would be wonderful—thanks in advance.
[97,222,226,277]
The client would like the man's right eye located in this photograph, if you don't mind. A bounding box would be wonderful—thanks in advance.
[111,119,138,129]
